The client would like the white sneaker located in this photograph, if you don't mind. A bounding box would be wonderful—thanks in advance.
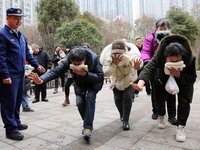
[157,116,166,129]
[175,125,186,142]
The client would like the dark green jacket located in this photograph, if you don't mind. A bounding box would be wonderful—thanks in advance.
[139,34,196,102]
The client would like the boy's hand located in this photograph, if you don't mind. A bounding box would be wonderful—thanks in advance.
[73,68,87,76]
[28,72,43,84]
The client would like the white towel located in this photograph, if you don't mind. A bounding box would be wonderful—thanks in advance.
[164,61,185,75]
[70,64,88,72]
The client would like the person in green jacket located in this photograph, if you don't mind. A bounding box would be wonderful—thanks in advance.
[130,34,196,142]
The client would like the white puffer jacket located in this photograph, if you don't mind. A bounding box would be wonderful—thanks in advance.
[100,42,143,90]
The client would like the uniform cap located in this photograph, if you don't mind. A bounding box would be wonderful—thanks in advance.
[6,8,25,17]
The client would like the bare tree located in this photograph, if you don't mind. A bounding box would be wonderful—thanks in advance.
[20,26,44,48]
[101,16,132,45]
[191,4,200,69]
[133,15,156,40]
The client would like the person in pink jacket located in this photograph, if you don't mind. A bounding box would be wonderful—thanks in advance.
[141,18,177,125]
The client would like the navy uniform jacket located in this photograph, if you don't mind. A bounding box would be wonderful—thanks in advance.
[0,25,39,79]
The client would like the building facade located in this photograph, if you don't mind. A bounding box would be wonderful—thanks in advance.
[78,0,134,24]
[0,0,39,28]
[137,0,200,19]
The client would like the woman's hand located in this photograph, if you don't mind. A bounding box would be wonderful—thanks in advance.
[28,72,43,84]
[130,80,145,91]
[168,68,181,78]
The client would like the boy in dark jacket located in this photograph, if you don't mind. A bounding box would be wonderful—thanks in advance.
[29,47,104,140]
[130,34,196,142]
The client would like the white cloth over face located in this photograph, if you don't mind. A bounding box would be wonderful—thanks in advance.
[164,61,186,75]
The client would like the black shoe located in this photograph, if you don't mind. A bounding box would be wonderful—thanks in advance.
[6,132,24,140]
[42,98,49,102]
[123,121,130,130]
[53,89,58,94]
[23,107,34,112]
[168,117,177,125]
[32,99,39,103]
[18,124,28,130]
[120,118,123,122]
[152,112,158,120]
[147,92,151,96]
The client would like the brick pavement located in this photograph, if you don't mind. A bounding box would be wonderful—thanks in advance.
[0,78,200,150]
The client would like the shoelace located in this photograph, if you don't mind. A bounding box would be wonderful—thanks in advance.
[176,127,184,136]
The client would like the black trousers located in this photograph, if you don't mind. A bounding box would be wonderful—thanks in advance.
[154,80,192,126]
[151,79,176,119]
[113,86,134,121]
[54,74,65,88]
[64,78,73,97]
[34,82,47,101]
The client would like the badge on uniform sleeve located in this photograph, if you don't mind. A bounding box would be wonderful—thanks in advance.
[10,39,15,42]
[22,38,25,42]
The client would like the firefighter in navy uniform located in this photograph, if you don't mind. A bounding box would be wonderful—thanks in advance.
[0,8,45,140]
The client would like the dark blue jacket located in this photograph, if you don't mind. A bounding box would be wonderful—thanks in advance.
[40,48,104,91]
[0,25,39,79]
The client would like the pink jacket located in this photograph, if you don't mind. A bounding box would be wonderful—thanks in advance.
[141,30,159,63]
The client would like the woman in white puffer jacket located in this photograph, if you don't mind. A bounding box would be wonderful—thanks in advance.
[100,39,143,130]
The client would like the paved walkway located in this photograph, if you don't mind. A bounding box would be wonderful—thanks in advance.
[0,78,200,150]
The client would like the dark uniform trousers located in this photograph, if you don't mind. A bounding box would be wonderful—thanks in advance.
[0,74,24,135]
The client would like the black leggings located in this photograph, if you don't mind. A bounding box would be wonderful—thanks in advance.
[65,78,73,97]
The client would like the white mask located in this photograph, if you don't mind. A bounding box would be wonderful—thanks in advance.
[60,52,66,59]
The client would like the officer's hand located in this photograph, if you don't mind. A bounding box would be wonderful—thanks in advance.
[3,78,12,84]
[37,66,46,73]
[28,72,43,84]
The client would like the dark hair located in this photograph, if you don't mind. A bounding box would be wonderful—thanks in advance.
[57,48,65,56]
[54,45,61,49]
[164,42,188,57]
[155,18,170,29]
[135,37,142,42]
[68,47,86,62]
